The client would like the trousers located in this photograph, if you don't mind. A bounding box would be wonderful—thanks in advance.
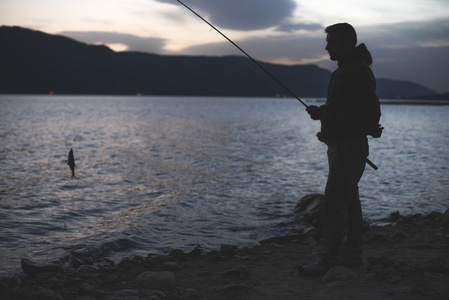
[322,138,368,265]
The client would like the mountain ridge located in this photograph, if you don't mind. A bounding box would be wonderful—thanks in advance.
[0,26,441,99]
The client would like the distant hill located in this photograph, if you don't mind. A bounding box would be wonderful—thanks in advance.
[0,26,440,99]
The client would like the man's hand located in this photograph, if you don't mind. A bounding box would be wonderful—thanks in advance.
[306,105,322,120]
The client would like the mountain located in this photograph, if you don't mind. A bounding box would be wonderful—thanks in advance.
[0,26,438,98]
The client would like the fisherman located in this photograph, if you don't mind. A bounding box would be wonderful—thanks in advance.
[299,23,381,276]
[67,149,76,178]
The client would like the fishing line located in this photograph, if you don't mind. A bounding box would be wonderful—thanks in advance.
[175,0,378,171]
[175,0,308,107]
[234,55,288,98]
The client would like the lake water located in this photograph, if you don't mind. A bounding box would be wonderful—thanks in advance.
[1,95,448,276]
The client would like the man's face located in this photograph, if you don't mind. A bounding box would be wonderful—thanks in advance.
[325,33,351,61]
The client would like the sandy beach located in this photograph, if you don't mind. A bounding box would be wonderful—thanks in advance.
[1,208,448,300]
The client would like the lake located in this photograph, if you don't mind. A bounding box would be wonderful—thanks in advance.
[1,95,448,276]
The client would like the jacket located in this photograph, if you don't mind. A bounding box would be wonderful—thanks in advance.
[317,43,381,143]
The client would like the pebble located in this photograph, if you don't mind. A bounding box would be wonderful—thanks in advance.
[322,266,358,282]
[162,261,180,270]
[20,258,63,276]
[135,271,176,290]
[222,266,250,279]
[111,289,140,297]
[220,244,238,257]
[80,282,96,293]
[77,265,99,273]
[36,287,57,298]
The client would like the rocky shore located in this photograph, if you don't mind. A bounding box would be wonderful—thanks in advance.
[1,200,448,300]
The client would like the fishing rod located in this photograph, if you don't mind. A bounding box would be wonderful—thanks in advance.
[175,0,379,171]
[175,0,307,108]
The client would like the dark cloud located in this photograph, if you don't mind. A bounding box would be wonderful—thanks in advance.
[369,45,449,93]
[275,22,324,33]
[58,31,167,53]
[157,0,297,31]
[357,20,449,92]
[176,19,449,93]
[358,19,449,48]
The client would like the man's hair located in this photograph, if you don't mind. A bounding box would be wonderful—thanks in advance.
[325,23,357,47]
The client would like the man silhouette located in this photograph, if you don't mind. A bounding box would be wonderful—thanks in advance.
[299,23,381,276]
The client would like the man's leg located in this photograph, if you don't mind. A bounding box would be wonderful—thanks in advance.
[321,146,353,266]
[299,140,367,276]
[343,187,364,266]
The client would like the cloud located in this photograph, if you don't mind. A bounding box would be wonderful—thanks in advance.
[176,32,326,65]
[370,45,449,93]
[157,0,297,31]
[173,19,449,93]
[321,19,449,93]
[58,18,449,93]
[358,19,449,48]
[275,22,324,33]
[58,31,167,53]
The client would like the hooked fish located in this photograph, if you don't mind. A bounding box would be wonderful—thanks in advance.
[67,149,76,178]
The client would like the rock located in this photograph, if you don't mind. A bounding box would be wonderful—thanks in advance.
[294,194,370,232]
[80,282,95,293]
[187,247,202,258]
[69,251,94,268]
[150,255,175,265]
[391,211,401,222]
[364,231,389,243]
[362,218,371,233]
[367,255,394,267]
[36,287,57,298]
[143,290,166,299]
[117,258,140,268]
[111,289,140,297]
[397,213,424,225]
[106,289,142,300]
[21,258,63,276]
[76,265,99,273]
[259,234,302,245]
[425,211,442,220]
[168,249,185,258]
[215,284,254,294]
[387,286,413,297]
[107,296,140,300]
[135,271,175,290]
[222,266,250,279]
[389,274,402,283]
[294,194,324,223]
[220,244,238,257]
[441,208,449,226]
[385,229,410,240]
[163,261,180,270]
[322,266,358,282]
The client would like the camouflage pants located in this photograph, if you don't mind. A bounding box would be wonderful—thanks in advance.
[322,139,368,266]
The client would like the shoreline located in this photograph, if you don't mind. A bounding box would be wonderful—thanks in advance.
[1,209,448,299]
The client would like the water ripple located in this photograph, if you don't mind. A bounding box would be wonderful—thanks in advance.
[1,95,448,275]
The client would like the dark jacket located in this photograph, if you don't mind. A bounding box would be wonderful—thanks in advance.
[317,43,380,143]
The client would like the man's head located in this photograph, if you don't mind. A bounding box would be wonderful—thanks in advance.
[325,23,357,61]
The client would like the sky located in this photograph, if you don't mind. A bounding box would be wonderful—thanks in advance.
[2,0,449,93]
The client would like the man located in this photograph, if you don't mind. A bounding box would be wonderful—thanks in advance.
[299,23,382,276]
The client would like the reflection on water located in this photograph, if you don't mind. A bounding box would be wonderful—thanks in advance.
[0,95,448,275]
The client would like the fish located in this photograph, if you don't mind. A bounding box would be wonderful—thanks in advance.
[67,149,76,178]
